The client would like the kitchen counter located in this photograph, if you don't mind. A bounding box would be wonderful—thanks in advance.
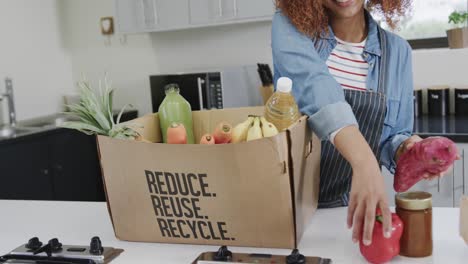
[0,200,466,263]
[414,115,468,142]
[0,110,138,145]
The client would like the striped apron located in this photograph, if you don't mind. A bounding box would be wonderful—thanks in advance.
[318,27,388,208]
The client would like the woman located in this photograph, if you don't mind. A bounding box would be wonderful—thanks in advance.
[272,0,445,246]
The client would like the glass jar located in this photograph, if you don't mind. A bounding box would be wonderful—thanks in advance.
[396,191,433,258]
[158,84,195,144]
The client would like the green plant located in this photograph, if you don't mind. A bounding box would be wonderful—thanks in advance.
[448,11,468,28]
[60,75,141,140]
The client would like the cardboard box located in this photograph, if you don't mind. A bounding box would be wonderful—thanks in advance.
[460,196,468,244]
[97,107,320,248]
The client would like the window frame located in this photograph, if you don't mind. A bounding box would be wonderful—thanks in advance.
[408,37,449,49]
[401,0,468,49]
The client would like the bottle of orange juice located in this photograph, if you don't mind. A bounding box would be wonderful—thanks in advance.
[264,77,300,131]
[158,84,195,144]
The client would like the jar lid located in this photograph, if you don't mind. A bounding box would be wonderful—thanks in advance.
[428,85,449,90]
[396,192,432,210]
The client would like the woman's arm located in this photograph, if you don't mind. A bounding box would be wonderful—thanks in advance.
[272,11,358,140]
[388,42,460,178]
[272,11,392,245]
[334,126,392,245]
[380,42,413,173]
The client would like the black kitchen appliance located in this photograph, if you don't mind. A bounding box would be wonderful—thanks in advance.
[414,89,423,117]
[150,72,222,112]
[150,66,263,113]
[455,88,468,116]
[192,246,332,264]
[428,87,450,116]
[0,237,122,264]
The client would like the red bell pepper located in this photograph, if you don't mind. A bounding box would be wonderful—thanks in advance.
[359,210,403,264]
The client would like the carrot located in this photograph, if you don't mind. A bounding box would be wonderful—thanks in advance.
[200,134,215,145]
[167,123,187,144]
[213,122,232,144]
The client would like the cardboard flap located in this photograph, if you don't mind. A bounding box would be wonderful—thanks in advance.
[461,196,468,244]
[123,114,161,143]
[287,117,321,244]
[95,136,116,232]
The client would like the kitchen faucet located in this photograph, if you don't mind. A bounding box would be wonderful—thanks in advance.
[0,78,17,127]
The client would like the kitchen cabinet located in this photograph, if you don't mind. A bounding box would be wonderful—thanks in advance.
[384,143,468,208]
[0,130,104,201]
[0,110,138,201]
[114,0,139,33]
[115,0,274,33]
[0,137,53,200]
[115,0,190,33]
[235,0,276,20]
[48,130,105,202]
[189,0,274,24]
[188,0,238,24]
[189,0,222,25]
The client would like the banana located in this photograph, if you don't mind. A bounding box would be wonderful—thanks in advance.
[260,116,279,138]
[231,116,255,143]
[246,117,263,141]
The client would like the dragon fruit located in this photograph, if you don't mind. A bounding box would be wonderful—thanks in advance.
[394,137,458,192]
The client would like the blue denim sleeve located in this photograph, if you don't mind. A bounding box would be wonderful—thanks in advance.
[271,12,358,140]
[380,42,414,173]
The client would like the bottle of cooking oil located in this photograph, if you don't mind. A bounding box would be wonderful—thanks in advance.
[264,77,300,131]
[158,84,195,144]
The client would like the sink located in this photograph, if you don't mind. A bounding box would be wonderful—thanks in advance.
[0,114,78,141]
[22,116,78,128]
[40,116,72,127]
[0,126,41,140]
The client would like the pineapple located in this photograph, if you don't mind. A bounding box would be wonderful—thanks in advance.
[61,75,140,140]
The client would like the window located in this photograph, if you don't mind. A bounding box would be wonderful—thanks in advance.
[376,0,468,49]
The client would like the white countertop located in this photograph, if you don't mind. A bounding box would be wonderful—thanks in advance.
[0,200,466,264]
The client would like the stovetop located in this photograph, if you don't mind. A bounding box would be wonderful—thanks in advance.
[0,237,123,264]
[192,246,332,264]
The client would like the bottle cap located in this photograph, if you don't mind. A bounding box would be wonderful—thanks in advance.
[277,77,293,93]
[164,83,180,94]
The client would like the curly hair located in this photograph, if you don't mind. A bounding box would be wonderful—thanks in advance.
[276,0,412,37]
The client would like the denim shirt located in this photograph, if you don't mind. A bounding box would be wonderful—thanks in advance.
[271,11,414,173]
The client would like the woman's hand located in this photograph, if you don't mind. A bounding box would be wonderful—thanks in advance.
[396,135,460,180]
[348,161,392,245]
[334,126,392,245]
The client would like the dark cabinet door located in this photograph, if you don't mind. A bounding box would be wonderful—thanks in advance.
[48,130,105,201]
[0,137,53,200]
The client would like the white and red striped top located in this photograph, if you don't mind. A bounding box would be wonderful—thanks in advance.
[326,37,368,91]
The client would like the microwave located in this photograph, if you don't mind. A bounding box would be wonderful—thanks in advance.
[150,65,263,112]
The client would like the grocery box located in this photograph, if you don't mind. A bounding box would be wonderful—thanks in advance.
[96,106,321,248]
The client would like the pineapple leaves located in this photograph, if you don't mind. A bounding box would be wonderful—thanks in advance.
[116,104,133,125]
[59,75,139,140]
[61,121,107,135]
